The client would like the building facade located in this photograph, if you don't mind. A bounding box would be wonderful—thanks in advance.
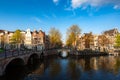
[103,28,119,50]
[25,29,32,49]
[45,35,50,50]
[0,28,50,50]
[76,28,119,52]
[0,30,14,49]
[0,28,119,52]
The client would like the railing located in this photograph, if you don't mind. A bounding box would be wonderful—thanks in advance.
[0,49,43,59]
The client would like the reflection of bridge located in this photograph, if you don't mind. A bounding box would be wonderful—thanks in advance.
[0,50,44,76]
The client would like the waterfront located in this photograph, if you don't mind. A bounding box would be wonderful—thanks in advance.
[1,52,120,80]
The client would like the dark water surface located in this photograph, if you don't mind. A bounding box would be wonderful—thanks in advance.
[1,55,120,80]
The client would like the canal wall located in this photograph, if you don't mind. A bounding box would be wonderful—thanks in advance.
[44,50,58,56]
[69,49,109,57]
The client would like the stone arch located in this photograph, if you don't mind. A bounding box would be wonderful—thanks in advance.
[27,53,39,66]
[40,52,44,60]
[4,58,25,75]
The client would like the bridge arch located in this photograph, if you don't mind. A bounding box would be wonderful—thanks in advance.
[4,58,25,75]
[27,53,39,66]
[40,52,44,60]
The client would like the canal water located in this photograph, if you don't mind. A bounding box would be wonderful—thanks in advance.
[1,52,120,80]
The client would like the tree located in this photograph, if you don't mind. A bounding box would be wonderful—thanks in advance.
[11,29,22,49]
[66,32,75,47]
[1,35,5,48]
[49,27,62,48]
[66,25,81,48]
[115,33,120,48]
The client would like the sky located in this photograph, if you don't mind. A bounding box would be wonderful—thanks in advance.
[0,0,120,42]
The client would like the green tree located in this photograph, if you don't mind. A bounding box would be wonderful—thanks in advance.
[66,25,81,48]
[49,27,62,48]
[115,33,120,48]
[11,29,22,49]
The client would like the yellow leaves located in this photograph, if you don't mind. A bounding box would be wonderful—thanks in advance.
[10,29,22,44]
[66,25,81,47]
[115,33,120,47]
[49,27,62,47]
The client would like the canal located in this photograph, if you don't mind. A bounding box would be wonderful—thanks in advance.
[1,52,120,80]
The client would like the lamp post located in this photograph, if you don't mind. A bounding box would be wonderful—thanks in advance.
[5,45,7,58]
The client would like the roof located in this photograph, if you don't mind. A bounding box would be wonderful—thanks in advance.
[0,30,5,33]
[104,28,118,36]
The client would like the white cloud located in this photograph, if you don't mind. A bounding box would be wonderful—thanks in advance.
[53,0,59,5]
[114,5,120,9]
[71,0,87,9]
[32,17,42,23]
[71,0,120,9]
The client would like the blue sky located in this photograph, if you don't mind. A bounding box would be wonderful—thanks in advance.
[0,0,120,42]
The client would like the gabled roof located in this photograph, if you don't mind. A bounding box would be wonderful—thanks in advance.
[104,28,118,36]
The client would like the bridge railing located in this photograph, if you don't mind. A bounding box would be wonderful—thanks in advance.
[0,49,43,59]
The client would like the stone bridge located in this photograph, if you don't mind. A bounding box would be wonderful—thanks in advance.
[0,50,44,76]
[57,49,71,53]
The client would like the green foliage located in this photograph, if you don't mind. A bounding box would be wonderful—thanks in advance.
[0,48,4,53]
[11,29,22,44]
[115,33,120,47]
[66,25,81,48]
[49,27,63,48]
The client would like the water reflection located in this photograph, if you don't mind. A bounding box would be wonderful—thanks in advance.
[24,56,120,80]
[1,55,120,80]
[76,56,120,73]
[67,59,81,80]
[76,56,120,80]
